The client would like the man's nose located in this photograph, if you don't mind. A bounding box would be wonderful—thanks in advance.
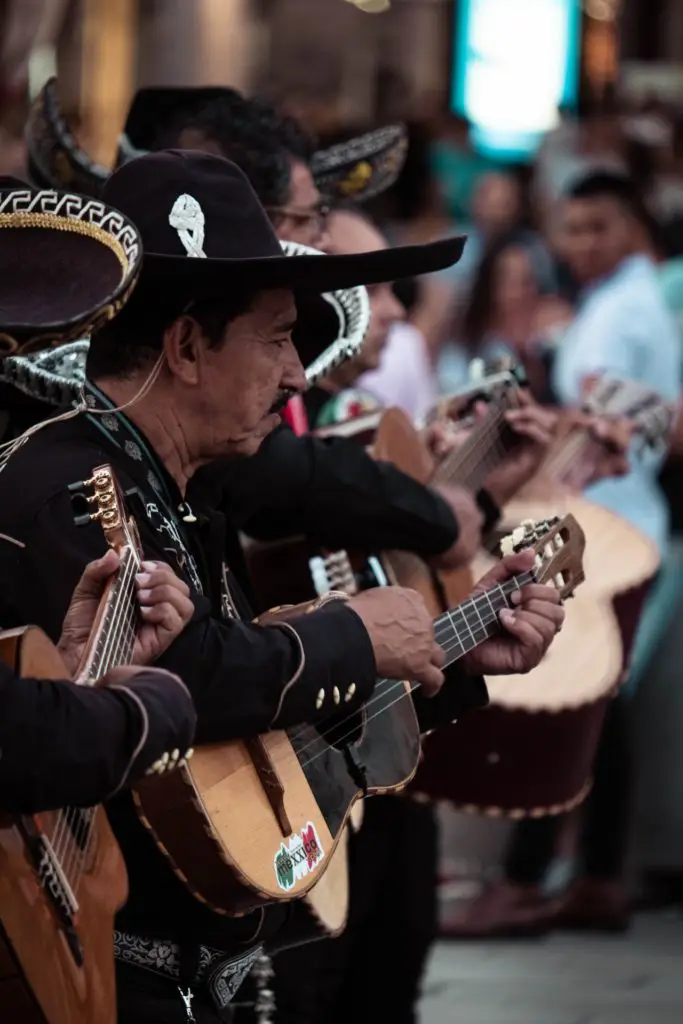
[284,344,309,392]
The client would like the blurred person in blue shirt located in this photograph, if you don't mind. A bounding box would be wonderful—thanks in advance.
[552,170,679,557]
[443,171,680,941]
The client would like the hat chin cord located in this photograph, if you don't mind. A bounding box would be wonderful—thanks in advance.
[0,351,166,476]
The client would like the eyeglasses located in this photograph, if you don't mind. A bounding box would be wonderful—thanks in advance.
[266,202,330,232]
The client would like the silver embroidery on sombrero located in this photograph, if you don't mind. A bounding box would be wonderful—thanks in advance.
[169,194,206,258]
[0,339,89,406]
[279,240,371,387]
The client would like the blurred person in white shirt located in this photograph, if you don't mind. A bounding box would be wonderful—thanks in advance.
[445,170,680,942]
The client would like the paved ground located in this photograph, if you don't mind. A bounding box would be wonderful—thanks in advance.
[421,910,683,1024]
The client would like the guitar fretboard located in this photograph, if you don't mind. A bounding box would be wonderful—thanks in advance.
[434,392,518,493]
[84,546,140,682]
[367,568,538,721]
[433,569,536,665]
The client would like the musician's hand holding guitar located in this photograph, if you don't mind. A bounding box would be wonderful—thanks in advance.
[348,587,445,696]
[461,549,564,677]
[58,551,195,677]
[484,394,558,506]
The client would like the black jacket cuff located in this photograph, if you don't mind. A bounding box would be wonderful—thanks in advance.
[109,671,197,788]
[476,488,501,534]
[269,603,377,728]
[412,664,488,734]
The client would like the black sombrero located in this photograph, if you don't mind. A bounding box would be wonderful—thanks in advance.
[0,176,142,354]
[100,150,465,298]
[310,124,408,204]
[26,79,408,205]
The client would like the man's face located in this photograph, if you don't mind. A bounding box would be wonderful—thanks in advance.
[271,159,332,251]
[472,173,521,237]
[559,195,635,285]
[181,288,306,459]
[327,210,405,375]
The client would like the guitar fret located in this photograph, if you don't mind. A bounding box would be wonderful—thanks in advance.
[434,571,535,667]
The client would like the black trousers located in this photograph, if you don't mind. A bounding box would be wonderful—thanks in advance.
[234,795,439,1024]
[506,691,633,885]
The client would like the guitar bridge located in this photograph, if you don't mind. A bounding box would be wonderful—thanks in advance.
[342,746,368,795]
[19,821,84,967]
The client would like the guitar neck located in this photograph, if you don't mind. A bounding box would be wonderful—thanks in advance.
[434,395,517,493]
[433,569,536,667]
[77,546,141,683]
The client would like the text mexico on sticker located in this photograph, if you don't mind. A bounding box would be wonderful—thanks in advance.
[274,822,325,891]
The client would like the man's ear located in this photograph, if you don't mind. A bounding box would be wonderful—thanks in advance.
[163,316,203,386]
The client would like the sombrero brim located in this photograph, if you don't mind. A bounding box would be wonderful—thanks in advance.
[0,184,142,349]
[136,235,466,297]
[311,124,409,205]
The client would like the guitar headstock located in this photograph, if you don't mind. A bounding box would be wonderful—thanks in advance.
[469,355,527,389]
[583,376,673,451]
[500,514,586,600]
[630,398,674,451]
[69,463,143,557]
[428,358,527,426]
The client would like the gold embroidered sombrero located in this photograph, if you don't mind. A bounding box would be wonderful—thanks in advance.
[0,176,142,354]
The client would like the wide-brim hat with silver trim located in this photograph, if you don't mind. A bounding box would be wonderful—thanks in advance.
[1,245,369,404]
[26,78,408,206]
[282,241,370,385]
[99,149,464,299]
[309,124,408,204]
[0,176,141,355]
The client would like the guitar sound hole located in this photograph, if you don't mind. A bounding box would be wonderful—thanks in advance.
[316,708,364,751]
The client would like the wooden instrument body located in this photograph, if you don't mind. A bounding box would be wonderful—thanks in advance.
[414,493,658,814]
[0,627,127,1024]
[135,696,420,914]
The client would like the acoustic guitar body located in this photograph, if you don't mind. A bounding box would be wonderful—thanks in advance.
[0,627,127,1024]
[135,671,421,914]
[414,493,657,815]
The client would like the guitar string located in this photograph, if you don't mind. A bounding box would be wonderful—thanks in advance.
[50,551,139,872]
[435,381,522,491]
[435,405,507,489]
[55,551,140,888]
[71,551,140,890]
[547,390,658,484]
[285,575,522,754]
[279,590,522,777]
[286,574,534,766]
[65,572,139,892]
[55,557,138,887]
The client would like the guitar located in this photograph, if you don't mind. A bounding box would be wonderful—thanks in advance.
[0,620,129,1024]
[81,465,584,914]
[414,381,673,816]
[245,363,528,615]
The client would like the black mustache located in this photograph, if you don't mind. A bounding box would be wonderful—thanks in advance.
[269,388,299,414]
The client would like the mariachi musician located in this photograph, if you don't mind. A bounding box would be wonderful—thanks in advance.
[25,79,492,587]
[0,549,195,815]
[0,155,564,1024]
[0,182,196,815]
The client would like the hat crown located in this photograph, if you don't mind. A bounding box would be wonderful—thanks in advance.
[102,149,282,264]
